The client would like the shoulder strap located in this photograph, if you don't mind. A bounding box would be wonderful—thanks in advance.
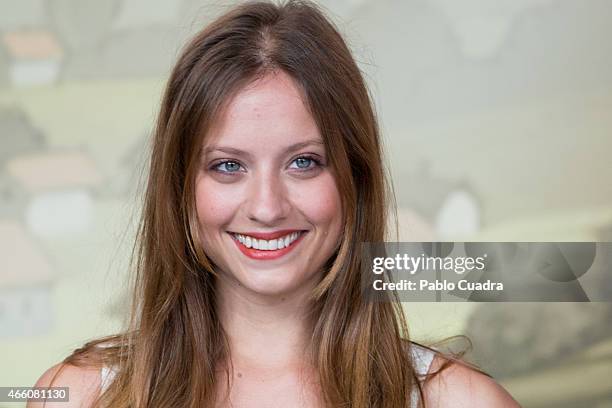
[100,365,116,392]
[410,343,435,377]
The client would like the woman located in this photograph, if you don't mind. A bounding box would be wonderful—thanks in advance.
[33,1,519,407]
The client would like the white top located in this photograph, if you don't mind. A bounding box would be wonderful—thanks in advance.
[100,364,116,392]
[411,342,436,375]
[100,343,435,406]
[410,343,436,406]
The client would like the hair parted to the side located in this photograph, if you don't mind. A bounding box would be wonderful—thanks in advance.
[59,1,435,407]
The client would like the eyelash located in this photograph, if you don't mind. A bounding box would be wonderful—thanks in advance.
[210,155,323,175]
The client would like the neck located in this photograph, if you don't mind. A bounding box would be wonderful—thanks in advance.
[215,275,317,370]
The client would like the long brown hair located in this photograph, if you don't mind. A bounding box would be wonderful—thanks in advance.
[61,1,429,406]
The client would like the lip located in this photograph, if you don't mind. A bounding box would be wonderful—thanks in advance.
[230,229,304,240]
[228,230,307,260]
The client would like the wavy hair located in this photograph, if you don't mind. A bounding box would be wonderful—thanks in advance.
[61,1,433,406]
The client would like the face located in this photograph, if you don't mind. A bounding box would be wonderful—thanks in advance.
[195,71,343,299]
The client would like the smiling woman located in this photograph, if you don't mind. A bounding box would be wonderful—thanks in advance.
[196,72,343,298]
[30,1,518,407]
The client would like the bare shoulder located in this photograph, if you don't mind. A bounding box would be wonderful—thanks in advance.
[27,362,101,408]
[423,355,522,408]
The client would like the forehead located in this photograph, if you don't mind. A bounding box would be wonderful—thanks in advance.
[204,71,322,148]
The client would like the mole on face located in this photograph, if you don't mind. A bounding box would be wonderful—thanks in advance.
[237,372,242,378]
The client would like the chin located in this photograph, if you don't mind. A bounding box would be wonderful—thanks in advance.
[234,268,316,298]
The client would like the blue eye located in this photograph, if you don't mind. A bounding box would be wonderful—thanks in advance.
[214,161,242,173]
[289,156,319,170]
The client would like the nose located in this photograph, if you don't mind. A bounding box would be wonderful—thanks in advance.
[245,170,291,226]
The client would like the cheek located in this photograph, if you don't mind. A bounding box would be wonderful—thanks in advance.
[195,177,239,232]
[290,173,342,229]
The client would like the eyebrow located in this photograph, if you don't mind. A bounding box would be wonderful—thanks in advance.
[202,139,324,158]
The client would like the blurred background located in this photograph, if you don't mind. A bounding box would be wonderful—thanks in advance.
[1,0,611,406]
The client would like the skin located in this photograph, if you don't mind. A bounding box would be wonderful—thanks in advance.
[197,70,342,406]
[31,71,521,407]
[196,70,343,302]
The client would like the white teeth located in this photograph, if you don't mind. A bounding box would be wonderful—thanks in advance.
[232,232,303,251]
[271,239,279,250]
